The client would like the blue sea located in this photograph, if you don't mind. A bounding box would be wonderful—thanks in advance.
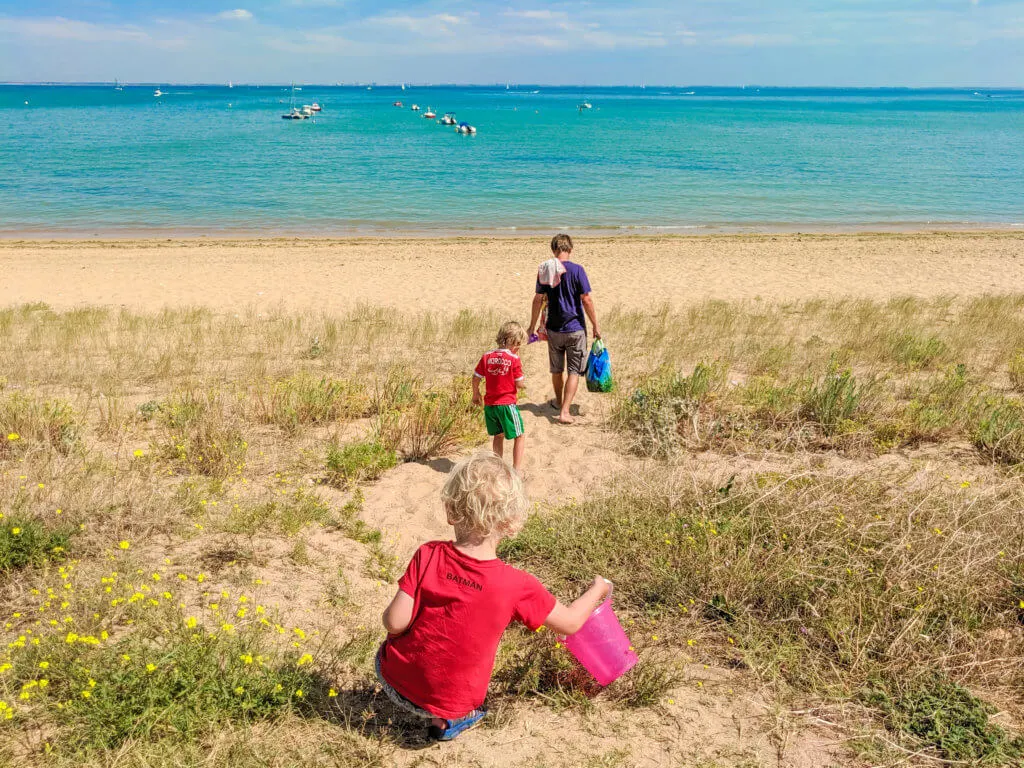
[1,85,1023,236]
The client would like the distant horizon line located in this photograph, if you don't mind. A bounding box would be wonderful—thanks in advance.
[3,82,1023,90]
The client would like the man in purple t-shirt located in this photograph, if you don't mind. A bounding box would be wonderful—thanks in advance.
[528,234,602,425]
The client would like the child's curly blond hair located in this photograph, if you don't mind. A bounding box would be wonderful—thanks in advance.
[441,453,528,538]
[496,321,528,351]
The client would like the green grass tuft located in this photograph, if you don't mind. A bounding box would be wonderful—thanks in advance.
[325,441,398,487]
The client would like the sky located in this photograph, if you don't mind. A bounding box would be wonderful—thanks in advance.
[1,1,1023,86]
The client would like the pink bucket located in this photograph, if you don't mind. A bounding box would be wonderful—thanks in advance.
[562,597,638,686]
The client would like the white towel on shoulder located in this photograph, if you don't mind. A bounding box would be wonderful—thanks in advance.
[537,258,567,288]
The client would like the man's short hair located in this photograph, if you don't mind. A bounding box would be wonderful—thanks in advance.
[550,234,573,254]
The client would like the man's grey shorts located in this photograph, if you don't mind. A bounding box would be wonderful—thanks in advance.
[547,329,588,375]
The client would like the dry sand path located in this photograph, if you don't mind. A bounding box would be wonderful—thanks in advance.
[2,232,1023,313]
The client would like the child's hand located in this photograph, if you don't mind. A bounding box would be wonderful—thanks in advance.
[472,393,483,406]
[592,576,612,599]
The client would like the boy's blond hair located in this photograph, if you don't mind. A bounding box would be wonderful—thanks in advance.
[496,321,528,350]
[441,453,528,538]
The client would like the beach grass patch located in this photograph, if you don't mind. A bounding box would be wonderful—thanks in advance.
[325,440,398,487]
[0,392,79,458]
[500,471,1024,699]
[253,372,369,435]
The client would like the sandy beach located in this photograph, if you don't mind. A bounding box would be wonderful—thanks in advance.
[2,231,1022,312]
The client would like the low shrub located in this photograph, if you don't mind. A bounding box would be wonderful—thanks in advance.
[325,441,398,487]
[0,392,79,458]
[0,516,74,571]
[154,390,248,478]
[612,363,726,458]
[0,559,326,755]
[862,675,1024,763]
[973,395,1024,465]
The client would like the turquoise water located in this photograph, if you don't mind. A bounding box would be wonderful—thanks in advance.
[2,85,1023,235]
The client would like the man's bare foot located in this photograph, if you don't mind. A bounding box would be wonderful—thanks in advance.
[549,398,562,410]
[557,414,575,425]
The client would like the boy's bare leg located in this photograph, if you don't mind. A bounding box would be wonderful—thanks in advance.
[492,434,505,458]
[550,372,564,408]
[512,435,525,473]
[558,374,580,424]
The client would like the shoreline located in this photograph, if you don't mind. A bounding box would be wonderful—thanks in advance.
[1,222,1022,242]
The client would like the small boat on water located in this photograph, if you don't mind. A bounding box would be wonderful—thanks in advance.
[410,104,420,111]
[154,89,164,97]
[393,100,403,107]
[282,108,308,120]
[310,102,322,112]
[578,101,592,110]
[423,107,436,119]
[439,112,457,125]
[301,105,314,116]
[456,122,477,135]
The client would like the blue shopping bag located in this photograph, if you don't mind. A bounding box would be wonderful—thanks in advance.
[585,339,614,393]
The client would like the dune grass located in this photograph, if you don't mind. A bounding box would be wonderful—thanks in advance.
[500,470,1024,761]
[4,296,1024,764]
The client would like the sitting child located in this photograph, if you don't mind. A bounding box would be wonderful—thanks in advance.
[472,321,528,473]
[376,453,611,741]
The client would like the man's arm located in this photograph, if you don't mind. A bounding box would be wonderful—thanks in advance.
[581,294,601,340]
[528,293,545,336]
[472,375,484,406]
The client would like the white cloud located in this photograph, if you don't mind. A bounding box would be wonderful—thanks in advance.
[718,33,797,47]
[0,16,149,42]
[216,9,253,21]
[504,10,563,21]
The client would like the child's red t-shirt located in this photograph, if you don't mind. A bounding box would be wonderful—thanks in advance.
[473,349,524,406]
[377,541,556,719]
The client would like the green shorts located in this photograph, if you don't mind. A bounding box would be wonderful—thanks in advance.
[484,404,525,440]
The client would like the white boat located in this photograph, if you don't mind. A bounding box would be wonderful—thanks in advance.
[114,78,123,91]
[310,102,322,112]
[281,83,308,119]
[401,83,406,90]
[456,122,477,135]
[154,89,163,97]
[440,112,457,125]
[228,81,233,89]
[423,107,436,119]
[301,105,313,116]
[393,100,404,107]
[578,101,592,110]
[410,103,420,111]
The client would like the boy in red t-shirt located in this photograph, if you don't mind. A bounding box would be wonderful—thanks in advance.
[473,321,528,473]
[376,453,611,741]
